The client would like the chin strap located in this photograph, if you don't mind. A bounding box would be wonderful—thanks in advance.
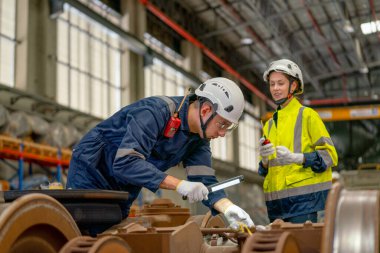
[198,98,217,139]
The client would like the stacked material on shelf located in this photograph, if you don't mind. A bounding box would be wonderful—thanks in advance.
[2,111,49,141]
[0,110,82,149]
[0,104,9,131]
[29,114,50,137]
[3,111,32,138]
[39,122,81,148]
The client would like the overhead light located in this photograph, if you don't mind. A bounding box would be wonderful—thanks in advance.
[360,20,380,35]
[343,20,354,33]
[240,37,253,45]
[359,66,369,74]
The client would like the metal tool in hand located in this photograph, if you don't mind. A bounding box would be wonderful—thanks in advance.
[182,175,244,200]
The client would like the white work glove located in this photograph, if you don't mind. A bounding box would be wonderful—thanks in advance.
[176,180,209,203]
[259,137,275,165]
[276,146,304,165]
[224,204,255,230]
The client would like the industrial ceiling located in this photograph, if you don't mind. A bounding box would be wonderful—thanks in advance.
[144,0,380,107]
[141,0,380,170]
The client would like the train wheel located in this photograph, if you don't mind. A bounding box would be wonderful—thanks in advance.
[59,236,131,253]
[0,193,81,253]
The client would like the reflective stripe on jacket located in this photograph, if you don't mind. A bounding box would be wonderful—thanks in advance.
[261,98,338,220]
[67,95,226,218]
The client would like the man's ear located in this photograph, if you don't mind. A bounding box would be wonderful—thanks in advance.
[200,102,212,117]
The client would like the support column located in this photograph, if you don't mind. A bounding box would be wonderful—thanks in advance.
[122,0,146,103]
[181,40,202,79]
[15,0,57,99]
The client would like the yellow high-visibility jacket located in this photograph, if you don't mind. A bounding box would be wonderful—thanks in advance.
[259,98,338,221]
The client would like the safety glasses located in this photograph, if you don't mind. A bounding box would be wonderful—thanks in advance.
[216,120,238,132]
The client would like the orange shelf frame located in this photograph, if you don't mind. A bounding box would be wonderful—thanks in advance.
[0,135,71,166]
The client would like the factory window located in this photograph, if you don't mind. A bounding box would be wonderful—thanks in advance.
[56,4,123,118]
[144,33,189,97]
[211,131,234,162]
[239,114,261,171]
[0,0,16,87]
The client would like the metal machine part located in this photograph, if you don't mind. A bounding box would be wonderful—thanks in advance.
[241,219,323,253]
[99,200,250,253]
[138,198,191,227]
[11,190,380,253]
[100,220,247,253]
[0,189,129,235]
[101,221,205,253]
[0,193,81,253]
[59,236,131,253]
[321,182,380,253]
[242,231,300,253]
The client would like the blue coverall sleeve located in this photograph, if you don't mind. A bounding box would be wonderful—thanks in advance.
[258,161,268,177]
[183,142,227,215]
[303,152,327,172]
[304,109,338,172]
[112,106,168,192]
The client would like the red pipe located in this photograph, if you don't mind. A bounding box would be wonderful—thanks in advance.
[139,0,276,109]
[304,97,350,106]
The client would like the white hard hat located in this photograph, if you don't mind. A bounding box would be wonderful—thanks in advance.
[263,59,304,95]
[195,77,244,125]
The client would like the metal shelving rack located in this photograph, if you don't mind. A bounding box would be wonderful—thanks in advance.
[0,135,71,189]
[0,84,103,190]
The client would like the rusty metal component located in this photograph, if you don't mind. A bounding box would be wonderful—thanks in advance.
[274,222,323,253]
[187,211,227,229]
[102,221,204,253]
[0,189,129,202]
[59,236,131,253]
[138,198,190,227]
[239,219,323,253]
[101,214,243,253]
[189,210,252,250]
[0,189,129,235]
[241,231,300,253]
[321,182,380,253]
[0,193,81,253]
[201,211,228,228]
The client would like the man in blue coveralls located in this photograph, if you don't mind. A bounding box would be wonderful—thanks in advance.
[67,77,254,230]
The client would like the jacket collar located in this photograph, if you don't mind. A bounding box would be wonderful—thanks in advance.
[278,97,301,114]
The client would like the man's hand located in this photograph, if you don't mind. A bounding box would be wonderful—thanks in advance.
[224,204,255,230]
[276,146,304,165]
[214,198,254,230]
[176,180,209,203]
[259,137,275,165]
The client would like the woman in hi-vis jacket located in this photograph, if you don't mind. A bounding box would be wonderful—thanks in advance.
[259,59,338,223]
